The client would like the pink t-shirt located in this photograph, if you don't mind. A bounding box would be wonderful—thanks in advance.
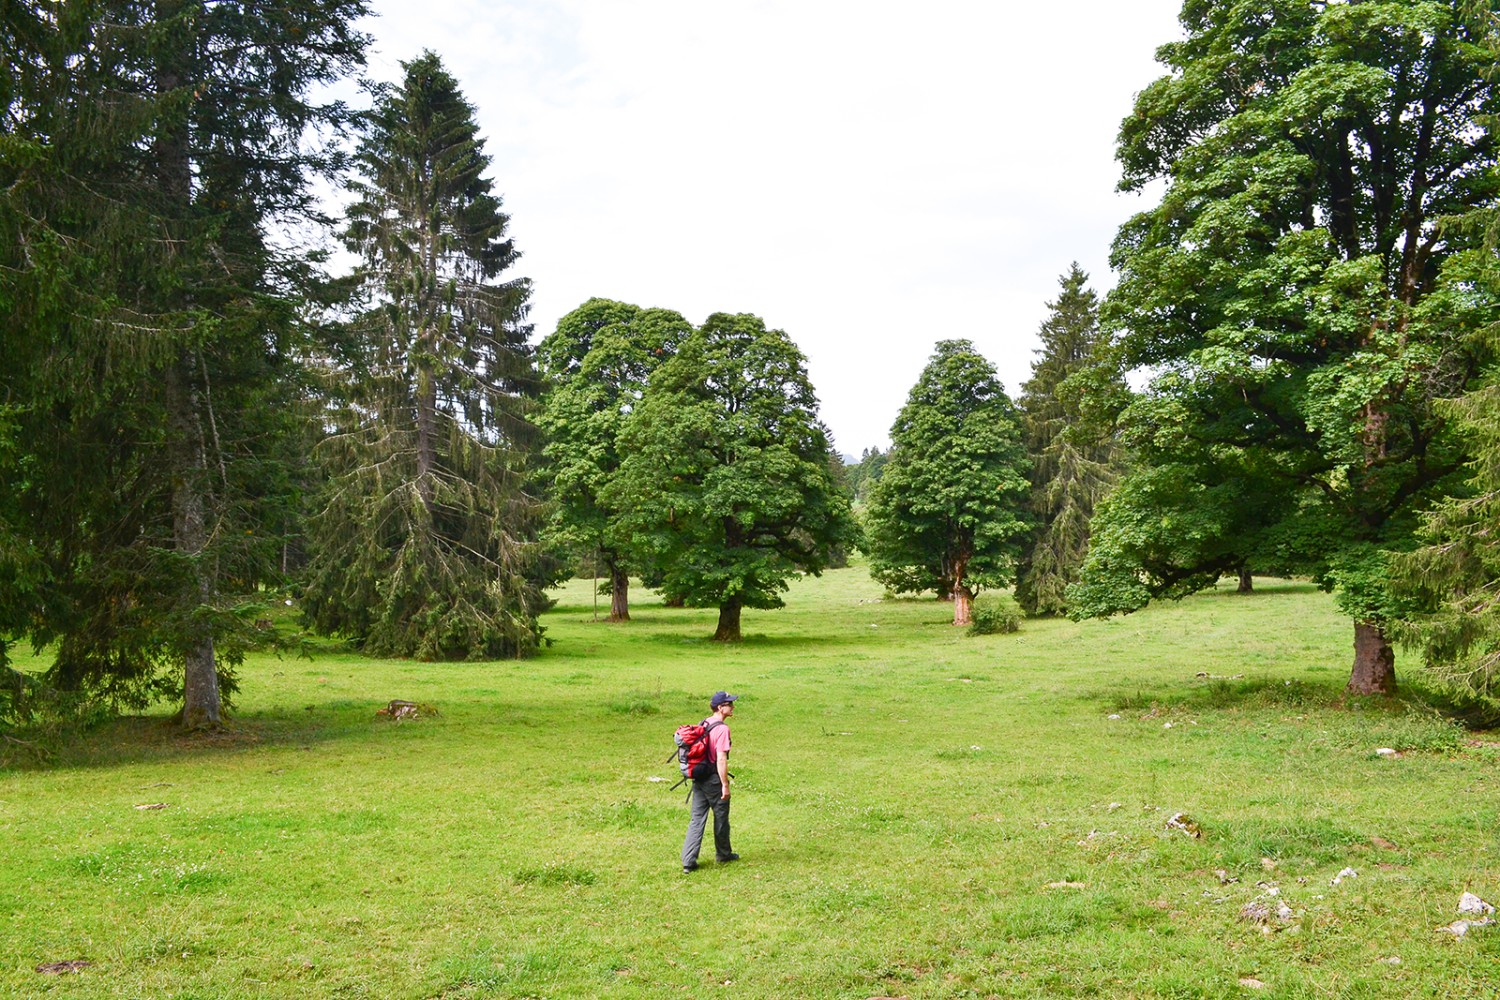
[706,719,731,760]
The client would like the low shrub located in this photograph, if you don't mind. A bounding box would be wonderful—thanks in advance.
[968,594,1022,636]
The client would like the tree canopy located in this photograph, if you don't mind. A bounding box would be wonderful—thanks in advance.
[537,299,692,620]
[1077,0,1500,693]
[844,447,888,505]
[864,340,1031,626]
[606,313,854,641]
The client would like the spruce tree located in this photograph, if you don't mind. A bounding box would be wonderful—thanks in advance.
[300,51,550,660]
[845,447,888,504]
[1014,264,1121,616]
[0,2,367,726]
[1393,380,1500,700]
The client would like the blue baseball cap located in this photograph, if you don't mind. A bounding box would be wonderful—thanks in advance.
[710,691,738,708]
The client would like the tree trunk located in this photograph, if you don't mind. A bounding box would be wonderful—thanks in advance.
[166,357,222,730]
[157,4,219,730]
[1347,621,1397,695]
[713,597,742,642]
[1237,567,1253,593]
[609,564,630,622]
[952,588,973,626]
[951,557,972,626]
[416,362,436,506]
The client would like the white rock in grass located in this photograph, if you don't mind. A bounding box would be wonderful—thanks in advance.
[1107,714,1122,720]
[1240,900,1272,923]
[1375,747,1399,758]
[1165,812,1202,838]
[1438,918,1496,937]
[1239,978,1266,989]
[1239,899,1295,926]
[647,776,665,783]
[1331,867,1358,886]
[1459,892,1495,916]
[1379,956,1402,965]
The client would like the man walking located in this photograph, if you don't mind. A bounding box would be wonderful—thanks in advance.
[682,690,739,873]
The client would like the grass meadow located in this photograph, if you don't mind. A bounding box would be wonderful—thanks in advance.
[3,561,1499,998]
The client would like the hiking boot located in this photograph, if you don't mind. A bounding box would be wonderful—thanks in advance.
[717,853,740,863]
[682,862,698,873]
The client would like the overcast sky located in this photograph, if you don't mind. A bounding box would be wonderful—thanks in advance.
[358,0,1185,453]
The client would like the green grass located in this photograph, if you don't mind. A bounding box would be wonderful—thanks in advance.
[3,564,1499,997]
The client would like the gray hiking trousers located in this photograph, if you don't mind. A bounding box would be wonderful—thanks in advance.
[682,773,732,867]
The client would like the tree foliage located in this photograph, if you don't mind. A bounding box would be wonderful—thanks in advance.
[606,313,854,641]
[1392,203,1500,701]
[300,51,550,660]
[536,299,692,620]
[0,1,367,726]
[844,447,888,505]
[1014,264,1121,616]
[1394,378,1500,702]
[1077,0,1500,693]
[864,340,1031,626]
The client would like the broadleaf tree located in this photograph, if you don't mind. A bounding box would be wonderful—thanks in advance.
[537,298,692,621]
[606,313,855,641]
[864,339,1031,627]
[1075,0,1500,693]
[1014,264,1122,616]
[301,51,551,660]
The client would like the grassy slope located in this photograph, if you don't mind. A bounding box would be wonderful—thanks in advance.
[2,564,1498,998]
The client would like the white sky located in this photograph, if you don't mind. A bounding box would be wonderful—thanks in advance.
[359,0,1184,453]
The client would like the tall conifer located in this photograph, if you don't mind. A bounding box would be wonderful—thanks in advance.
[0,2,367,726]
[300,52,550,660]
[1015,264,1121,616]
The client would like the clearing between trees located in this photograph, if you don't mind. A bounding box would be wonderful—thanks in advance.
[1,563,1495,998]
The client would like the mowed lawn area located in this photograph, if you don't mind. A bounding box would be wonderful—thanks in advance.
[3,563,1498,998]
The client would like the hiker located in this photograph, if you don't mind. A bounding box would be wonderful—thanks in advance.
[682,690,739,873]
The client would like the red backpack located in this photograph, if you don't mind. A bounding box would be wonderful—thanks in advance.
[668,719,721,787]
